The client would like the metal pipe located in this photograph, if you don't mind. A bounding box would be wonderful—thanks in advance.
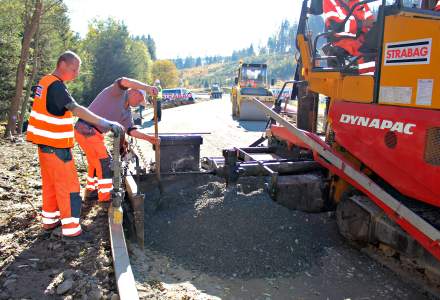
[142,132,212,135]
[111,129,124,224]
[215,160,320,177]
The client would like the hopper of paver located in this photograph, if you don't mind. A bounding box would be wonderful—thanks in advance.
[123,133,327,250]
[123,134,206,246]
[154,134,203,173]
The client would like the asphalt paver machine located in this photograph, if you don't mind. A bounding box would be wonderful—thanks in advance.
[205,0,440,283]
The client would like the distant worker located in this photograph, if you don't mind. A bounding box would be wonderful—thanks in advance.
[74,77,159,202]
[435,0,440,11]
[151,79,163,122]
[323,0,376,74]
[26,51,124,239]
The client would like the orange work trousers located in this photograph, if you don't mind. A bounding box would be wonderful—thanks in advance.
[38,146,82,236]
[74,128,113,202]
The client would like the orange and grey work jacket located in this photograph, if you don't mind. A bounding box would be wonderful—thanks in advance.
[26,74,75,148]
[323,0,374,56]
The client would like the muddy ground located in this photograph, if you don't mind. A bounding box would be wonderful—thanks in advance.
[0,126,118,300]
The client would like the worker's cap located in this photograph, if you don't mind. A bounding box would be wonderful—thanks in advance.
[137,89,147,106]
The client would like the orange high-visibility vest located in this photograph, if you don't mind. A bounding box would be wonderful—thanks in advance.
[435,0,440,11]
[323,0,374,56]
[26,74,75,148]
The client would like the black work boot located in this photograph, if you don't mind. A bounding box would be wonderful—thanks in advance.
[62,231,94,244]
[43,220,61,231]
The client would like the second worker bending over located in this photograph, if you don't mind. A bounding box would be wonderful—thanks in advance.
[75,77,159,202]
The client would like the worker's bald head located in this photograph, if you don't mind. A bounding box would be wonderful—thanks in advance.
[56,51,81,67]
[55,51,81,81]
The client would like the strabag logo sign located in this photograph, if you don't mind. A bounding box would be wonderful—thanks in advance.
[384,38,432,66]
[339,114,416,135]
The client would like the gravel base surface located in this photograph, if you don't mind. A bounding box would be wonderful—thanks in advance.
[144,176,341,279]
[131,174,431,299]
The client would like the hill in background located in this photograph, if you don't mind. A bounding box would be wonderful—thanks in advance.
[180,53,296,88]
[175,17,324,89]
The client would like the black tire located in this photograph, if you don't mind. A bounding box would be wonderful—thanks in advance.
[232,96,238,117]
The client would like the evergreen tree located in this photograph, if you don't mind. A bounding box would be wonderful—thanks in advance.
[247,44,255,57]
[259,46,268,56]
[267,36,276,54]
[81,18,152,105]
[174,57,184,69]
[183,56,195,68]
[146,34,156,60]
[134,34,157,61]
[195,57,202,67]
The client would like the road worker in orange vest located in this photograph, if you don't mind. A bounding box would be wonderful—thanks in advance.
[323,0,376,74]
[74,78,159,202]
[26,51,124,240]
[435,0,440,11]
[324,0,374,57]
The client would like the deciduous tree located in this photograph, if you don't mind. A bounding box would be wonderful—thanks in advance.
[5,0,43,137]
[152,60,179,88]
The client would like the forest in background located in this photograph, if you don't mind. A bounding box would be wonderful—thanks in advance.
[0,0,181,136]
[0,0,324,135]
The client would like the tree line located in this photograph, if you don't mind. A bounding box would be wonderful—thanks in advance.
[173,17,324,71]
[178,17,325,87]
[0,0,179,137]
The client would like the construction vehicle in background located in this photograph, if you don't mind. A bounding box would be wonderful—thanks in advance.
[210,84,223,99]
[205,0,440,286]
[231,62,275,120]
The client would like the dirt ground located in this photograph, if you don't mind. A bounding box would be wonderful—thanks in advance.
[0,97,209,300]
[0,126,118,300]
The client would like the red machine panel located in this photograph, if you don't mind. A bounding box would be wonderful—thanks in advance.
[329,101,440,207]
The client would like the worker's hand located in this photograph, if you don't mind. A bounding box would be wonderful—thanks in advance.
[101,119,124,135]
[146,86,158,97]
[146,135,160,145]
[109,123,124,136]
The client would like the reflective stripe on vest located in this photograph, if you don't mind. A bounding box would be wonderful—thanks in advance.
[26,74,75,148]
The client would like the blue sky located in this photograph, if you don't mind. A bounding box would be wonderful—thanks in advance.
[64,0,298,59]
